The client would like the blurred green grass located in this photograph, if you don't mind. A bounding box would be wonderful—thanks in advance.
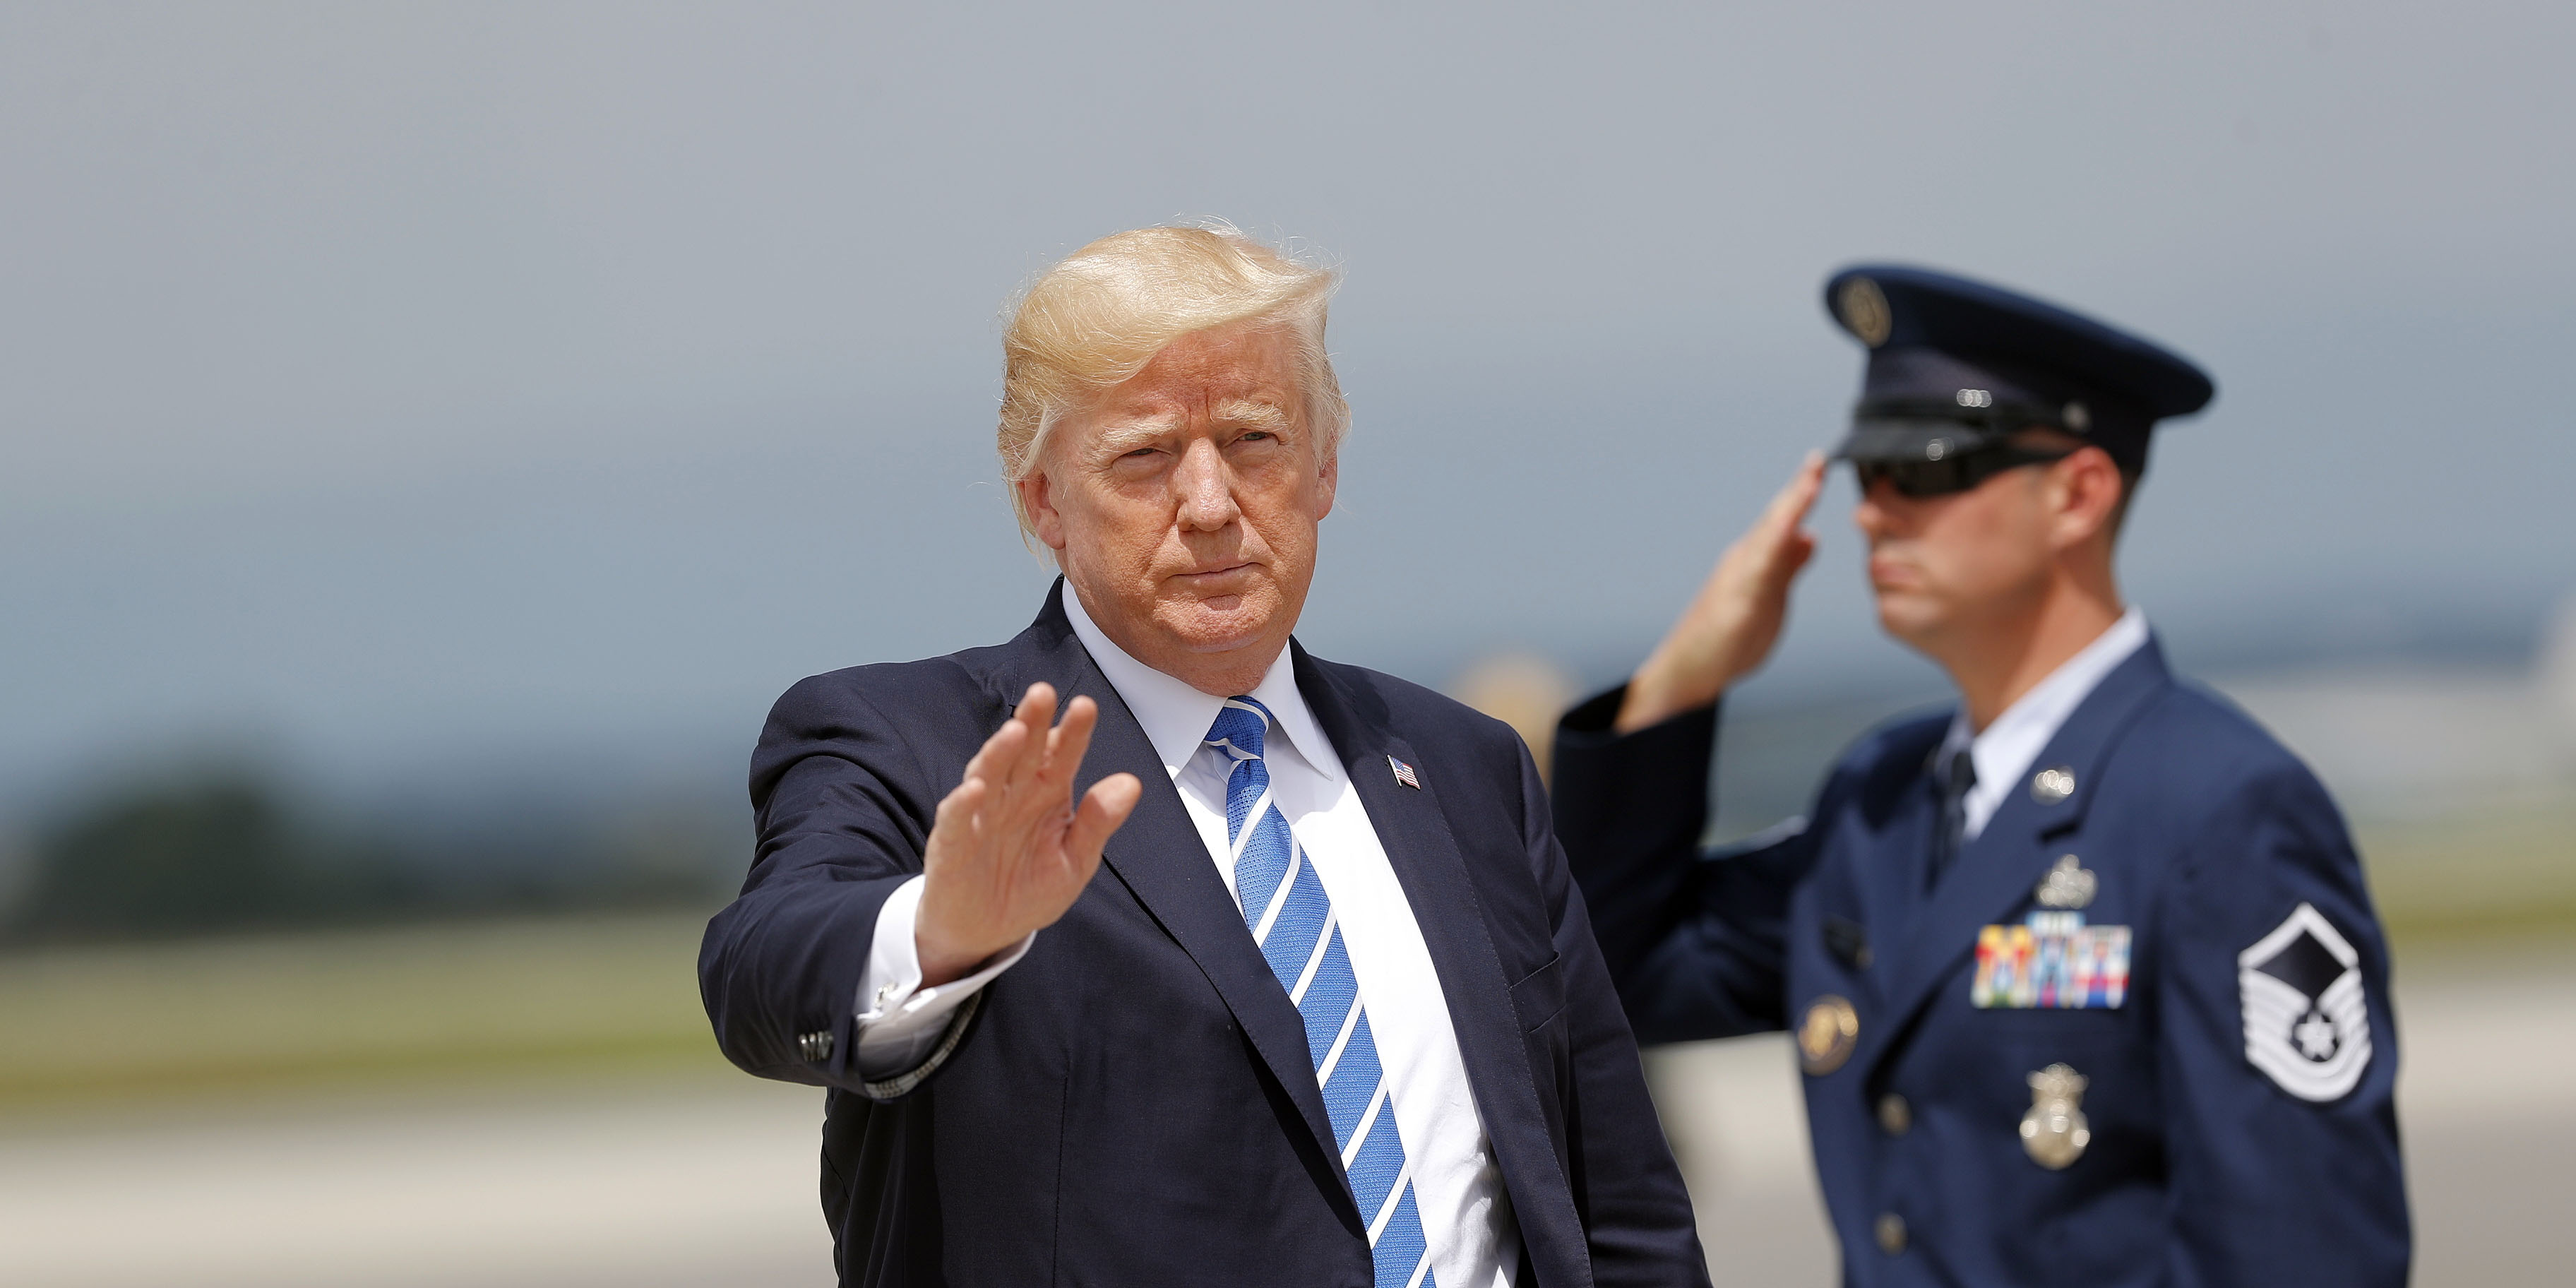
[0,804,2565,1114]
[0,913,727,1111]
[2363,804,2576,940]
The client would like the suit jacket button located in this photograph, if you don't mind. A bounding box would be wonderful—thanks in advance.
[1877,1094,1911,1136]
[1875,1212,1907,1255]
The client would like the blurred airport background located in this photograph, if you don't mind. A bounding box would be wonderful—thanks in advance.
[4,2,2572,1284]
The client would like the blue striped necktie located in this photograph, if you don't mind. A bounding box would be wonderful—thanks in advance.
[1207,698,1436,1288]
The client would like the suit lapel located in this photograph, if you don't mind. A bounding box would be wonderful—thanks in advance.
[1296,646,1590,1286]
[1853,638,2176,1075]
[997,586,1349,1203]
[1857,765,1943,989]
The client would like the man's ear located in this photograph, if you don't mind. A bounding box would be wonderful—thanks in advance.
[2047,446,2124,550]
[1313,441,1339,522]
[1022,471,1070,551]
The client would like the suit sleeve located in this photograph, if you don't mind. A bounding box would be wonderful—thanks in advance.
[698,673,975,1098]
[2154,758,2410,1287]
[1515,729,1713,1288]
[1551,685,1820,1043]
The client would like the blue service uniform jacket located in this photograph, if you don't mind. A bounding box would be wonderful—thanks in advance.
[1551,638,2408,1287]
[700,585,1707,1288]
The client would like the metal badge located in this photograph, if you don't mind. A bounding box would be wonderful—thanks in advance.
[2029,765,2077,804]
[1838,277,1892,347]
[1388,756,1421,789]
[2035,854,2097,909]
[1797,995,1860,1075]
[2019,1063,2092,1169]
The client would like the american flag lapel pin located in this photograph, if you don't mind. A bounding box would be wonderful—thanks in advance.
[1389,756,1421,789]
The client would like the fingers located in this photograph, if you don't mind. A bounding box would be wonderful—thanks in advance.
[962,685,1109,846]
[994,683,1058,798]
[1066,772,1143,861]
[961,705,1032,800]
[1758,452,1827,541]
[929,774,989,861]
[1041,695,1101,792]
[935,773,986,825]
[1793,449,1827,505]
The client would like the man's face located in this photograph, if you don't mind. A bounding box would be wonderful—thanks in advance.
[1852,458,2061,652]
[1023,320,1335,693]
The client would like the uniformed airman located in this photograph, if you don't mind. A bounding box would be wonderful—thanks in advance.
[1551,266,2409,1285]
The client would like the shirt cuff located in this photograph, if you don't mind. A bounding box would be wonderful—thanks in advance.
[853,875,1034,1079]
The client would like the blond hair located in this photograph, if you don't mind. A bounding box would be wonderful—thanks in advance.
[997,224,1347,537]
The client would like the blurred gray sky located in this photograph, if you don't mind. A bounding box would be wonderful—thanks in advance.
[4,1,2572,806]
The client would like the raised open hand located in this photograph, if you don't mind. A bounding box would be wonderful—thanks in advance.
[1616,453,1825,732]
[915,683,1143,985]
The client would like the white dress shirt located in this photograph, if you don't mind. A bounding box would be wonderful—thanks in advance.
[1938,607,2151,842]
[852,590,1520,1287]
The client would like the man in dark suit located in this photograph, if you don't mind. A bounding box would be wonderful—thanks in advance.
[1551,267,2408,1285]
[699,225,1707,1288]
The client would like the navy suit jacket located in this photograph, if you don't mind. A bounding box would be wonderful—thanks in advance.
[1552,638,2408,1287]
[700,585,1706,1287]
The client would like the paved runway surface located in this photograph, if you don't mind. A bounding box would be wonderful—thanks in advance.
[6,947,2571,1285]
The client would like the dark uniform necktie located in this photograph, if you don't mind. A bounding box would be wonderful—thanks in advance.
[1930,746,1978,887]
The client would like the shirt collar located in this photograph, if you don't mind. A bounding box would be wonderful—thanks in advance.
[1942,606,2153,775]
[1061,583,1342,785]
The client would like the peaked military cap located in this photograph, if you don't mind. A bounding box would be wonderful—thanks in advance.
[1824,265,2215,475]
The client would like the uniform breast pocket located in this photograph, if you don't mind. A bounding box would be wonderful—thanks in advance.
[1508,953,1566,1033]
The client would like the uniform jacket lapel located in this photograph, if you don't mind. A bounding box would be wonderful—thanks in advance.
[1858,764,1945,977]
[1854,638,2176,1075]
[996,587,1352,1209]
[1294,645,1590,1287]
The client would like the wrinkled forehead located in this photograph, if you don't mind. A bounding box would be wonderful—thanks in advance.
[1049,326,1307,451]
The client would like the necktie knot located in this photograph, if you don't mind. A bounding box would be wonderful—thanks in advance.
[1205,697,1274,761]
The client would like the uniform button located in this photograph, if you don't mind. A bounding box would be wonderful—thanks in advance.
[1876,1212,1907,1255]
[1878,1094,1912,1136]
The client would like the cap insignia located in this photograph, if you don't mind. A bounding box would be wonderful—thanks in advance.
[2063,400,2091,432]
[1837,277,1892,347]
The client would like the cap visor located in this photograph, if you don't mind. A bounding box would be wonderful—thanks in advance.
[1832,420,2001,463]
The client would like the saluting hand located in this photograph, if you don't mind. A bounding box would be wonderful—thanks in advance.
[916,683,1143,986]
[1616,453,1825,732]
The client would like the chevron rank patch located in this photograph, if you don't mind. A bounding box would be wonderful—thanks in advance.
[2239,902,2371,1102]
[1973,911,2130,1009]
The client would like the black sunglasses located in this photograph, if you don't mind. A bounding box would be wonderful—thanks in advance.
[1849,443,2076,499]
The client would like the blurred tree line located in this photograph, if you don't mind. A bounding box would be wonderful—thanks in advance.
[1,768,741,945]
